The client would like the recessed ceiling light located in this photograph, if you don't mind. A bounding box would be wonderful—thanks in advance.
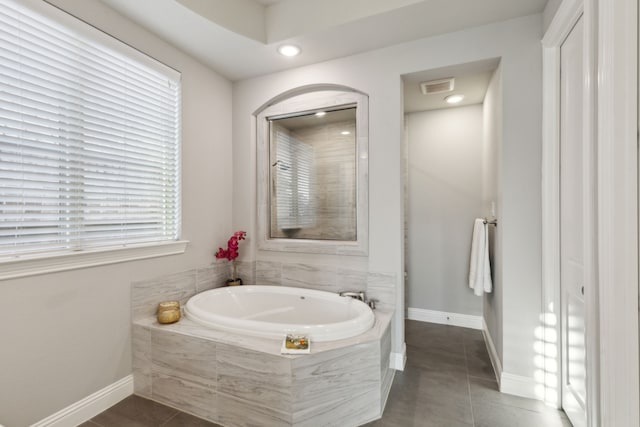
[341,131,351,135]
[445,94,464,104]
[278,44,301,57]
[315,111,326,117]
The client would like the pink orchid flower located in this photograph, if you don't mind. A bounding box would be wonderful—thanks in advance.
[215,231,247,261]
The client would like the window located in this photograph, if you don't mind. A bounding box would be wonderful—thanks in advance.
[0,0,182,266]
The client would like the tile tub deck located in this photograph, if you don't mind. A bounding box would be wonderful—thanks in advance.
[132,311,394,427]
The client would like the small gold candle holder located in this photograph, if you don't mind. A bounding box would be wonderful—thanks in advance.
[157,300,181,324]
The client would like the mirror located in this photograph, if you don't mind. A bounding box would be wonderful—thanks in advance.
[269,107,357,241]
[256,89,368,255]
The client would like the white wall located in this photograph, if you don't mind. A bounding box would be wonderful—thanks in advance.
[405,105,484,316]
[233,13,543,379]
[0,1,233,426]
[482,66,504,362]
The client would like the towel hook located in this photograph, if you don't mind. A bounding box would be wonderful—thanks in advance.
[483,218,498,227]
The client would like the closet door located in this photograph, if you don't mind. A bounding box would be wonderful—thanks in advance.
[559,15,587,427]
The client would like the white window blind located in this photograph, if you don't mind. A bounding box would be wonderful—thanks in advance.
[272,125,314,230]
[0,0,181,259]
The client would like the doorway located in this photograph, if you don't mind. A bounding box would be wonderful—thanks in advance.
[401,59,500,331]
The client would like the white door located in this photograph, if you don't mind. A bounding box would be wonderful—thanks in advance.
[560,15,587,427]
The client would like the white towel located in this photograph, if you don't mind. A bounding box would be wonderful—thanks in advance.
[469,218,493,296]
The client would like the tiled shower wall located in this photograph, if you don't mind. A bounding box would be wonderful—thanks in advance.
[131,259,396,317]
[270,120,357,241]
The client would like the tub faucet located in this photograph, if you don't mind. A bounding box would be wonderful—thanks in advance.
[339,291,377,309]
[339,291,366,302]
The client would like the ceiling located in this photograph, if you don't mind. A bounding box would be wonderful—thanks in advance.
[276,107,356,131]
[98,0,548,81]
[403,58,500,113]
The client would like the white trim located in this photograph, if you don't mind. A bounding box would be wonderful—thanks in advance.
[31,375,133,427]
[596,1,640,426]
[0,241,188,281]
[542,0,584,47]
[482,318,502,386]
[407,307,483,330]
[500,373,540,401]
[390,343,406,371]
[582,0,600,424]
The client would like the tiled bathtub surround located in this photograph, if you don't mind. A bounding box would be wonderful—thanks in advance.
[132,262,227,321]
[132,312,393,426]
[131,263,395,426]
[255,261,397,311]
[131,260,396,320]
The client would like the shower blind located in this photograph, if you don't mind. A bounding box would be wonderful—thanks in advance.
[0,0,182,259]
[272,125,315,231]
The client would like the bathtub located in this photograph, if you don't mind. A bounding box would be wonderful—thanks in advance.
[184,285,375,342]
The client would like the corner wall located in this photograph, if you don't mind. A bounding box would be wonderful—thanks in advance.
[0,1,233,426]
[483,65,504,366]
[232,14,543,380]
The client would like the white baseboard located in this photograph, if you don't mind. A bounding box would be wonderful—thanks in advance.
[481,319,541,401]
[390,343,407,370]
[482,318,502,386]
[500,373,541,401]
[31,375,133,427]
[407,307,483,330]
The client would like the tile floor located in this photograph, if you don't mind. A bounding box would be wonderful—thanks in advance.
[80,320,571,427]
[365,320,571,427]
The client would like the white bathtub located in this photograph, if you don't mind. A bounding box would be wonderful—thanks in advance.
[184,285,375,342]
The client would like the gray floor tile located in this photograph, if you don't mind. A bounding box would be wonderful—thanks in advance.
[469,376,561,415]
[410,414,474,427]
[405,344,468,375]
[473,401,572,427]
[372,405,420,426]
[161,411,224,427]
[464,342,496,381]
[405,321,471,350]
[91,395,178,427]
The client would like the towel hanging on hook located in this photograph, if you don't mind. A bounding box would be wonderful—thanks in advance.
[483,218,498,226]
[469,218,493,295]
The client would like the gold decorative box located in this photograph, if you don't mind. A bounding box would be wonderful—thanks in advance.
[157,300,181,324]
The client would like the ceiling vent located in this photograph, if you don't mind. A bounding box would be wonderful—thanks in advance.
[420,78,455,95]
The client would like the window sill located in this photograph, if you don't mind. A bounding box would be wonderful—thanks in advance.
[0,240,189,281]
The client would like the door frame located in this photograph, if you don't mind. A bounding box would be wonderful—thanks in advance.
[542,0,640,426]
[594,0,639,426]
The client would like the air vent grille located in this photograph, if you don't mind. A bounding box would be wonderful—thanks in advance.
[420,78,455,95]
